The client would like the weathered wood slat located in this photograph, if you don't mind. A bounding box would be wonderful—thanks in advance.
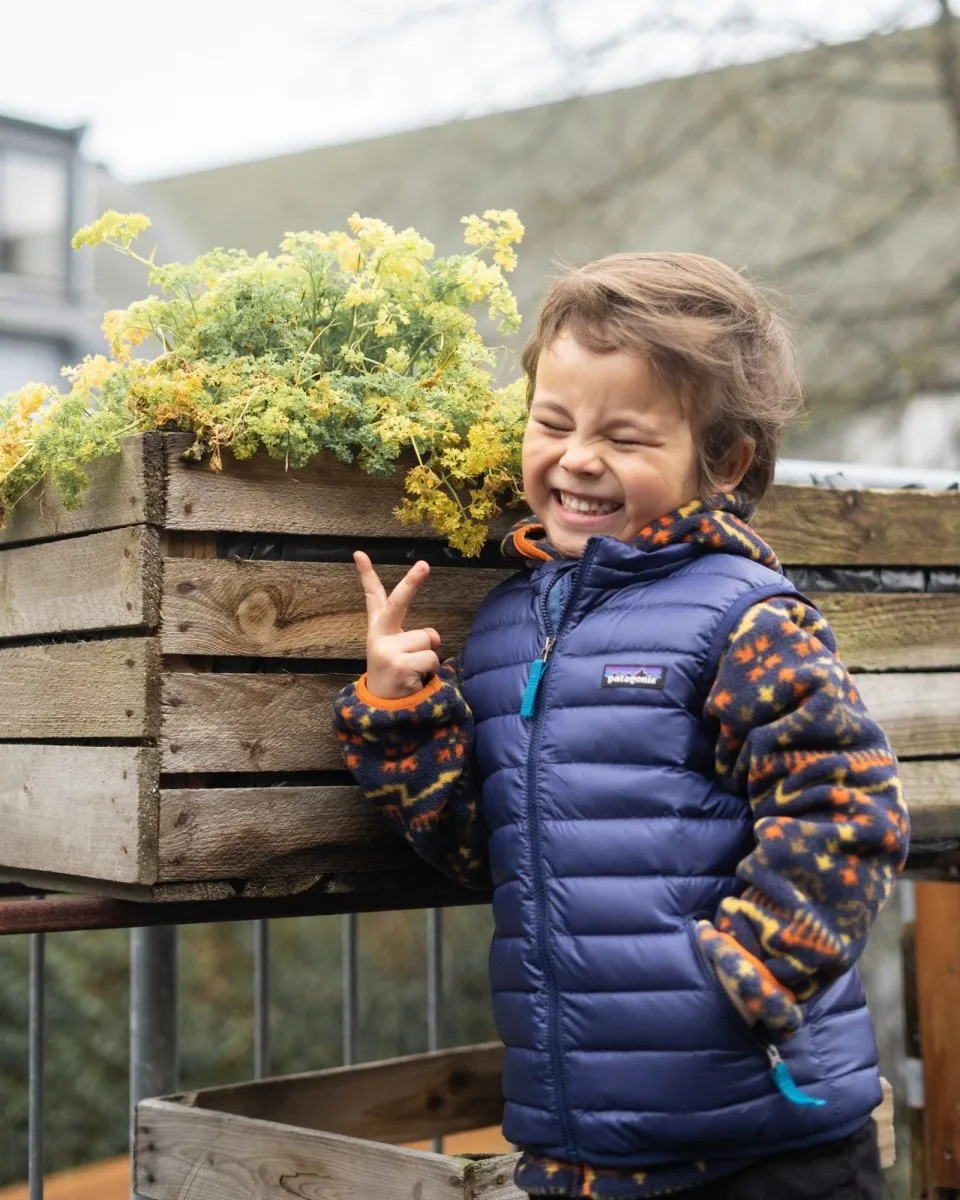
[0,864,238,903]
[755,485,960,567]
[181,1043,507,1144]
[0,525,160,641]
[153,764,960,884]
[160,559,960,666]
[162,432,960,564]
[161,672,351,773]
[161,558,513,658]
[0,637,160,739]
[0,745,157,883]
[875,1078,896,1171]
[900,760,960,840]
[0,433,162,547]
[854,673,960,759]
[162,668,958,774]
[157,786,412,882]
[3,432,956,567]
[135,1101,474,1200]
[163,433,449,539]
[460,1158,523,1200]
[813,593,960,671]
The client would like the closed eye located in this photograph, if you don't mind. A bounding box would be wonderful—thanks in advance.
[609,434,664,448]
[536,419,571,434]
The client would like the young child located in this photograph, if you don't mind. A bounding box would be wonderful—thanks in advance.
[333,253,909,1200]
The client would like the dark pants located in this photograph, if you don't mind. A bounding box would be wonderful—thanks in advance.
[529,1119,883,1200]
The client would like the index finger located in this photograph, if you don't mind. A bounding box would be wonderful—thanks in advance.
[353,551,388,620]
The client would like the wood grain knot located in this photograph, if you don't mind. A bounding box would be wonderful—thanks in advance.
[237,589,280,639]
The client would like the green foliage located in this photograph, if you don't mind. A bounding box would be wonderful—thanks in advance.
[0,210,529,556]
[0,907,495,1185]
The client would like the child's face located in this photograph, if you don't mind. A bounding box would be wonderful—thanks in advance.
[522,332,700,559]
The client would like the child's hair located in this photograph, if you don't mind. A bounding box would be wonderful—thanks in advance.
[521,252,803,506]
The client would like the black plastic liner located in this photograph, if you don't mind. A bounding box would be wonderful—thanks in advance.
[217,532,508,568]
[785,567,927,593]
[219,532,960,594]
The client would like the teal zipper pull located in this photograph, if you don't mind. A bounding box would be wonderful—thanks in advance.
[765,1044,826,1107]
[520,636,555,718]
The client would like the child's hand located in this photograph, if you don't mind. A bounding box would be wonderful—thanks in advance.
[354,550,442,700]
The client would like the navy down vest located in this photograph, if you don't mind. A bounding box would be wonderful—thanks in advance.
[459,536,882,1167]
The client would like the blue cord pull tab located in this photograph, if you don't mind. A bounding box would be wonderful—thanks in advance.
[766,1045,826,1107]
[520,637,555,718]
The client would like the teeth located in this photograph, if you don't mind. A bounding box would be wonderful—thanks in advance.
[559,492,620,515]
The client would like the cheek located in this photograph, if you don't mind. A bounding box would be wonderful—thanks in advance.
[521,433,550,487]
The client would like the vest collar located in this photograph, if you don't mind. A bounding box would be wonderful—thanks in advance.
[503,495,781,574]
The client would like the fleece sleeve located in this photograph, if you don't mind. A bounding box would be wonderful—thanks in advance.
[693,595,910,1041]
[332,656,490,890]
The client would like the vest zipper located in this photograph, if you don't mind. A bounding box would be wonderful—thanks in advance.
[519,636,555,717]
[761,1040,827,1108]
[524,545,596,1162]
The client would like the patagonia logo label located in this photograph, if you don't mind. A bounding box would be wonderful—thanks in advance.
[601,664,666,690]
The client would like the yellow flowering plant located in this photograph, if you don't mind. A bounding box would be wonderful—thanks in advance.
[0,208,528,555]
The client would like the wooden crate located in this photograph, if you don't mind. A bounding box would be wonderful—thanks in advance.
[134,1042,895,1200]
[2,431,959,899]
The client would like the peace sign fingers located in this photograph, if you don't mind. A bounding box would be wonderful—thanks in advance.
[352,551,443,700]
[354,552,430,630]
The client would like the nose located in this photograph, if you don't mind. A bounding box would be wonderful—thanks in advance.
[558,435,603,475]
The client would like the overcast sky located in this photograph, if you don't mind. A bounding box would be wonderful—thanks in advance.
[2,0,934,180]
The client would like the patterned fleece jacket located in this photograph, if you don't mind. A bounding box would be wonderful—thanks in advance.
[333,496,909,1199]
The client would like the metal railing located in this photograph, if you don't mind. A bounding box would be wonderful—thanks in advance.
[15,905,447,1199]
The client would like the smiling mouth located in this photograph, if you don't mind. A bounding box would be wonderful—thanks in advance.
[555,491,623,516]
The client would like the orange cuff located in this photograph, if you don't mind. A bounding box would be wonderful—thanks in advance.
[713,928,797,1003]
[356,672,443,711]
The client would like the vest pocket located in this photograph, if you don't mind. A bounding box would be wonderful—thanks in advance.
[684,919,759,1049]
[686,919,722,991]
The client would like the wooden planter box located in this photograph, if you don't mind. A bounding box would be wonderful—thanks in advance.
[136,1043,518,1200]
[134,1042,894,1200]
[2,431,960,899]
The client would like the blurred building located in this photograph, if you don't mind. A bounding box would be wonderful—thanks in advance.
[0,115,100,395]
[4,24,959,466]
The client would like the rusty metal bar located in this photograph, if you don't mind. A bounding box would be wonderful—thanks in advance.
[0,878,488,937]
[0,841,952,936]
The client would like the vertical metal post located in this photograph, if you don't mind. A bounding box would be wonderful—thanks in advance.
[130,926,179,1200]
[342,913,358,1066]
[28,930,45,1200]
[900,881,927,1199]
[427,907,444,1154]
[253,919,271,1080]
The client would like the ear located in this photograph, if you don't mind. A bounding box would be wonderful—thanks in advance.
[715,436,756,492]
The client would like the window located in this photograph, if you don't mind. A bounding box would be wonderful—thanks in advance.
[0,148,69,288]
